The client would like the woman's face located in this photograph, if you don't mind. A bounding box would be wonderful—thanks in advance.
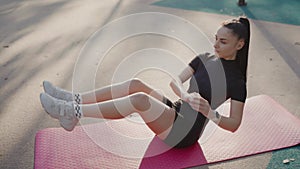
[214,26,244,60]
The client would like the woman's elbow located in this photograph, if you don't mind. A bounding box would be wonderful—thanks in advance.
[169,80,174,87]
[230,126,239,133]
[229,121,241,133]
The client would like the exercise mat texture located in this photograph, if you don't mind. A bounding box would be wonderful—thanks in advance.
[35,95,300,169]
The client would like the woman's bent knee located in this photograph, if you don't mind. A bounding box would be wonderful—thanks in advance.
[130,92,150,112]
[129,78,143,88]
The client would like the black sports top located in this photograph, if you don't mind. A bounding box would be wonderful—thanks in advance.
[187,53,247,109]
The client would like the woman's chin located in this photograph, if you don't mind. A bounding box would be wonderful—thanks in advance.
[214,52,221,58]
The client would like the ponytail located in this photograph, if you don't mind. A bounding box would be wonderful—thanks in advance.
[236,17,250,82]
[222,16,250,82]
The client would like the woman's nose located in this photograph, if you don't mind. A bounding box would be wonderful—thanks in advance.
[214,42,219,49]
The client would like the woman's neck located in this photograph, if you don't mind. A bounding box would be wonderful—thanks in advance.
[221,53,237,60]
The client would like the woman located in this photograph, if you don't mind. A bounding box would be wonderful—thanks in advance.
[40,16,250,148]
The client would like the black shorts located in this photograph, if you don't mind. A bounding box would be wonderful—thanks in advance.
[162,97,208,148]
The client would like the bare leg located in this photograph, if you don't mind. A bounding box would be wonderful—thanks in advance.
[82,92,176,140]
[81,78,164,104]
[42,79,175,138]
[43,78,165,105]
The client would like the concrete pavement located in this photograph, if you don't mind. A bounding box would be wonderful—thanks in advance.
[0,0,299,168]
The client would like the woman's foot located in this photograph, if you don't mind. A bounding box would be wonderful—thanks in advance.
[43,81,82,104]
[40,93,81,131]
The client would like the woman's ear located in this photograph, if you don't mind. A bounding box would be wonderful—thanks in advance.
[236,39,245,50]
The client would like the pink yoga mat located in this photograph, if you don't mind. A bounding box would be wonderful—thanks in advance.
[34,95,300,169]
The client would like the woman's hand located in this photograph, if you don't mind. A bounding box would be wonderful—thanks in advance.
[181,92,192,103]
[186,92,211,116]
[169,66,194,100]
[185,93,245,133]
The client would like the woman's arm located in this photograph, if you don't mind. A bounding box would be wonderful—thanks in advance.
[216,100,244,132]
[169,66,194,101]
[188,94,244,132]
[170,64,244,132]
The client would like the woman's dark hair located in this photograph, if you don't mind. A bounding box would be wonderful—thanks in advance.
[222,16,250,82]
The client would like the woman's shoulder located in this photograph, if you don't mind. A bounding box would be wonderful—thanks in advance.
[196,52,214,59]
[196,52,215,63]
